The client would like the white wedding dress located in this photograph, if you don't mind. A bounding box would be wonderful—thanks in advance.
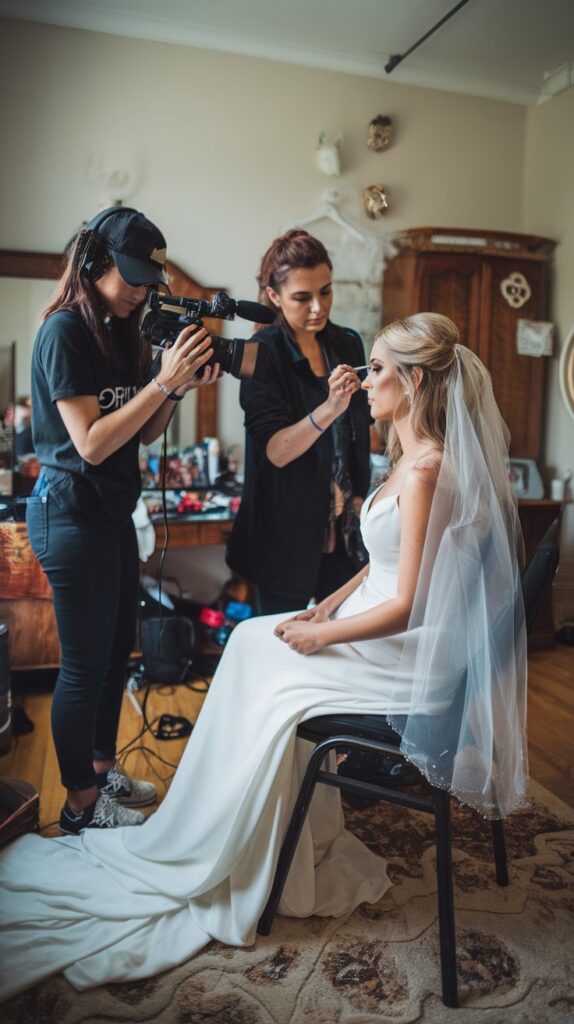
[0,490,445,1001]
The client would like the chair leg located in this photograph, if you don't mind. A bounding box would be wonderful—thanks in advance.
[434,789,458,1008]
[257,741,329,936]
[490,819,509,887]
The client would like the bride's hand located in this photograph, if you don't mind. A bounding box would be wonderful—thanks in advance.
[278,620,327,656]
[273,602,331,639]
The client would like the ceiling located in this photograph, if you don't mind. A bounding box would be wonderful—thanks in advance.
[1,0,574,105]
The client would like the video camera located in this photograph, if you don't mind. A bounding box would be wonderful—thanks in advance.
[139,290,276,380]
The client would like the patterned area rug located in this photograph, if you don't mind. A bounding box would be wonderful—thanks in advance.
[4,780,574,1023]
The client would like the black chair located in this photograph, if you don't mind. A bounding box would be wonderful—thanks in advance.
[257,520,560,1008]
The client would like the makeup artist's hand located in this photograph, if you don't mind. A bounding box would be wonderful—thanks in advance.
[325,364,361,415]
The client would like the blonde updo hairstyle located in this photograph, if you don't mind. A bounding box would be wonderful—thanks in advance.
[377,313,460,464]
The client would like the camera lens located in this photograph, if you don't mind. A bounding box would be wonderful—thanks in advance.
[206,338,260,379]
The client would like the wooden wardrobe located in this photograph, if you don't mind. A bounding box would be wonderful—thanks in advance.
[382,227,560,649]
[382,227,556,459]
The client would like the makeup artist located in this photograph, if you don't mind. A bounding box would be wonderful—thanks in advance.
[226,229,371,614]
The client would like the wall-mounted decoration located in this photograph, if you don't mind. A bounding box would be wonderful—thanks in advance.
[362,185,389,219]
[559,322,574,422]
[85,145,138,207]
[366,115,393,152]
[316,132,342,177]
[516,319,554,357]
[500,271,531,309]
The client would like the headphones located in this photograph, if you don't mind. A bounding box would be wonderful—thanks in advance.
[76,206,138,283]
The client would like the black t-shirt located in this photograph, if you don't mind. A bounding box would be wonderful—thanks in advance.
[31,309,142,524]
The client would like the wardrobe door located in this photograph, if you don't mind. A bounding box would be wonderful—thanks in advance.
[479,258,549,459]
[415,253,484,356]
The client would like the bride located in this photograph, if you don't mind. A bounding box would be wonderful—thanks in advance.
[0,313,527,1000]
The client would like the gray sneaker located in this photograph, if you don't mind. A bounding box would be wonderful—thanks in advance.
[60,793,145,834]
[99,762,157,807]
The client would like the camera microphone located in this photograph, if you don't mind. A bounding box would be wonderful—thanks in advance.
[207,291,275,325]
[151,292,274,325]
[234,300,276,325]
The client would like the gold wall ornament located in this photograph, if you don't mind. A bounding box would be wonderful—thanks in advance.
[366,115,393,152]
[362,184,389,219]
[500,271,532,309]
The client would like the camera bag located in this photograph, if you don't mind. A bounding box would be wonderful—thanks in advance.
[141,616,195,685]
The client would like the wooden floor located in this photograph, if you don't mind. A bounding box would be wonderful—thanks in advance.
[1,645,573,831]
[526,644,574,807]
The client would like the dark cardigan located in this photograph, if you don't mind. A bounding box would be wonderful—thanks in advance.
[226,321,371,600]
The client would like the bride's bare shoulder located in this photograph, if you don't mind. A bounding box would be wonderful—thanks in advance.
[399,455,442,518]
[410,449,443,487]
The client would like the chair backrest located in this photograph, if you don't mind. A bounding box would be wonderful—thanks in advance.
[521,519,560,636]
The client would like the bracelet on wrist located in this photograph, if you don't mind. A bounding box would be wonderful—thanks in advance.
[152,377,170,397]
[167,391,184,402]
[308,411,325,433]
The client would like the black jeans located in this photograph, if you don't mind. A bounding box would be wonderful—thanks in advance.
[256,521,359,616]
[26,480,139,791]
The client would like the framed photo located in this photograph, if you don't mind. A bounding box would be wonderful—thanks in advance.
[508,458,544,500]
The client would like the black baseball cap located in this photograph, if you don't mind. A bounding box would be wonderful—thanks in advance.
[88,207,167,286]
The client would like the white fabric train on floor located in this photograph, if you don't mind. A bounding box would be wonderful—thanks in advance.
[0,494,421,1000]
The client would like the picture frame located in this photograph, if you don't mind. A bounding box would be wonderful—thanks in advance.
[508,458,544,500]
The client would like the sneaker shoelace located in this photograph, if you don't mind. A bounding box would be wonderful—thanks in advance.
[91,793,141,827]
[102,763,131,797]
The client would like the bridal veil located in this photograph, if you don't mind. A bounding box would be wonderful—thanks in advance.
[388,343,528,818]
